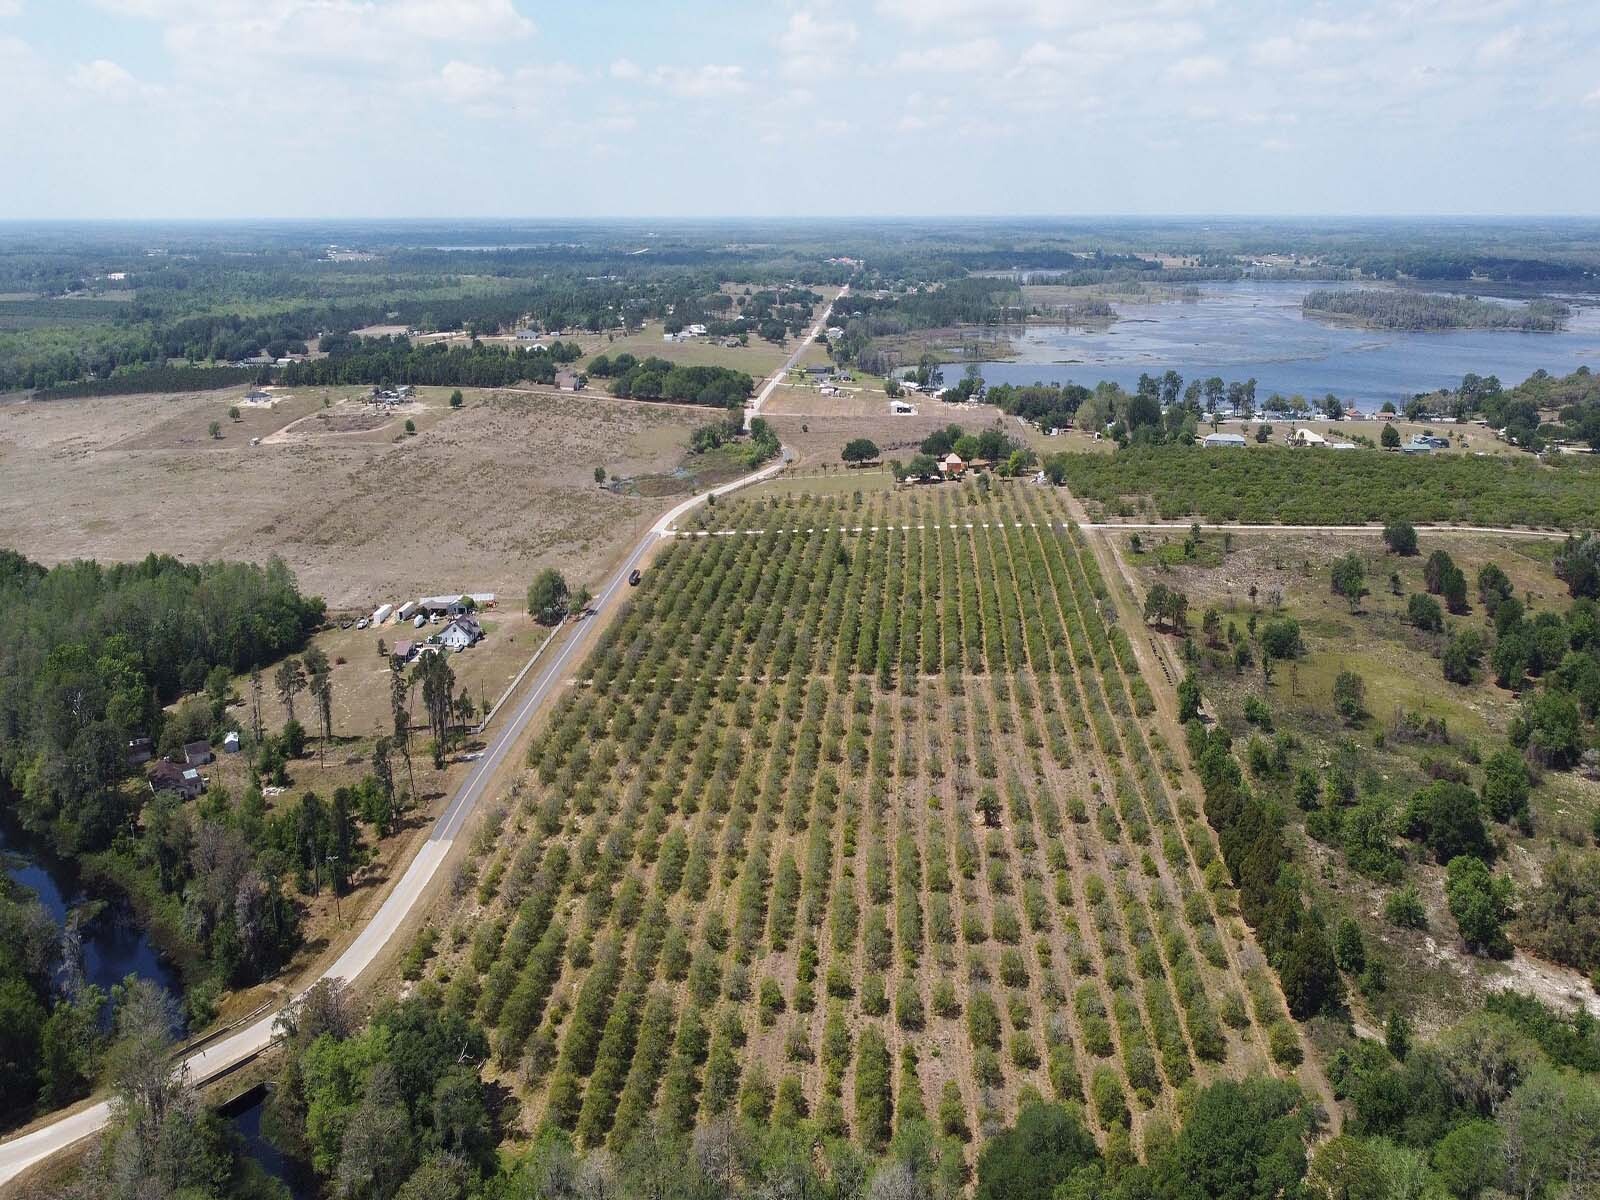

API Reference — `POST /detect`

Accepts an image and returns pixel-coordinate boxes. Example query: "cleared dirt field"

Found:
[765,391,1026,469]
[0,384,713,607]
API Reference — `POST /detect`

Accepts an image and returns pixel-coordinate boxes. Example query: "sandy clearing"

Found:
[0,385,711,607]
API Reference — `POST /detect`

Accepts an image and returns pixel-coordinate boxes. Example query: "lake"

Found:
[948,281,1600,409]
[0,808,182,1001]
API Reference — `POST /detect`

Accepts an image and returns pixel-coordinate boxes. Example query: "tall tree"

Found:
[247,667,264,744]
[369,737,396,836]
[390,664,416,800]
[274,658,307,725]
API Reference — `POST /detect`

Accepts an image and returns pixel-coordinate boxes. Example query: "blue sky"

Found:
[2,0,1598,219]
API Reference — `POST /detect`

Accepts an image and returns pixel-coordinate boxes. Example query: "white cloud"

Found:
[649,64,749,98]
[97,0,531,37]
[1067,19,1204,58]
[435,59,503,104]
[1167,54,1226,84]
[1295,16,1377,44]
[778,11,857,77]
[1584,85,1600,106]
[433,58,581,117]
[609,57,641,80]
[1249,36,1301,67]
[70,58,150,97]
[876,0,1209,32]
[0,1,21,17]
[892,38,1001,72]
[97,0,532,79]
[1477,25,1526,64]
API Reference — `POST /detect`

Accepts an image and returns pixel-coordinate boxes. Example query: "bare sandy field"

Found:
[0,384,710,607]
[765,387,1040,468]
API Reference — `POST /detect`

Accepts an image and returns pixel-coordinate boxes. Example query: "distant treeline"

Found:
[1334,251,1598,284]
[281,336,582,389]
[1304,289,1571,331]
[32,365,260,399]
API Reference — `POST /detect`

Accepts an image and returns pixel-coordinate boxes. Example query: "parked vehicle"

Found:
[628,569,642,586]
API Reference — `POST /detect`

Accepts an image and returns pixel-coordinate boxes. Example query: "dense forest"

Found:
[280,337,582,389]
[1303,289,1571,332]
[587,354,755,411]
[0,551,327,1127]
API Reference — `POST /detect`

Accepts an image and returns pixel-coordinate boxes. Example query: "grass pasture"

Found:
[1120,526,1600,1036]
[425,484,1311,1162]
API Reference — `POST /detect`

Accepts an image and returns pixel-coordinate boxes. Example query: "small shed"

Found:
[125,736,153,767]
[222,731,241,754]
[184,740,214,766]
[941,452,966,476]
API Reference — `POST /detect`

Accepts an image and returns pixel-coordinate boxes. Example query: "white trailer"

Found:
[372,603,394,626]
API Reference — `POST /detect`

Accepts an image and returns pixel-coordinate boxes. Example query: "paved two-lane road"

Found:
[745,285,846,430]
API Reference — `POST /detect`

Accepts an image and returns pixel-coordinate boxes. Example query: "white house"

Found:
[438,616,484,652]
[1202,432,1247,448]
[1290,428,1327,447]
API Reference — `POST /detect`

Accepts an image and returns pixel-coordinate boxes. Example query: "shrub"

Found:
[1383,521,1418,556]
[968,991,1002,1051]
[1404,780,1490,863]
[1407,593,1444,632]
[1481,748,1532,825]
[1384,885,1427,930]
[1445,855,1513,955]
[1333,670,1366,723]
[1268,1022,1303,1067]
[854,1025,893,1150]
[1091,1068,1128,1127]
[1259,617,1302,660]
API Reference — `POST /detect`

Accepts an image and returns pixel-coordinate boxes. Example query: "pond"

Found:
[0,807,183,1001]
[222,1085,309,1198]
[946,281,1600,409]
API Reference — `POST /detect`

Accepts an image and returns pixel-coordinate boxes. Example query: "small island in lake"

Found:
[1303,287,1570,331]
